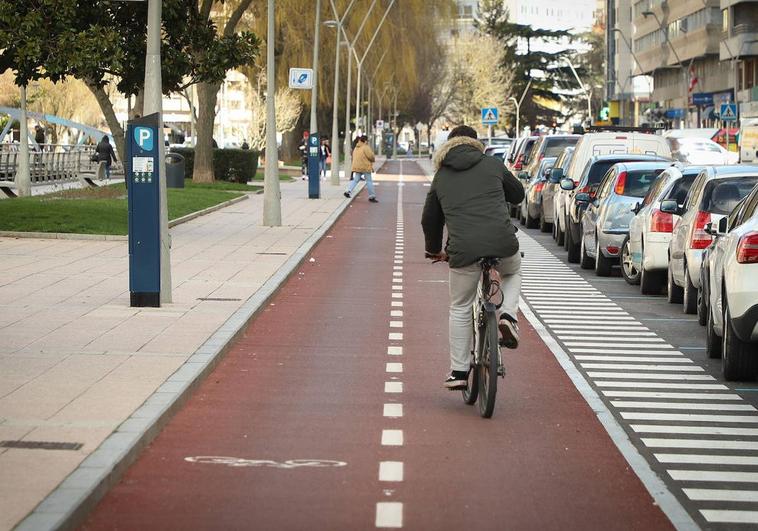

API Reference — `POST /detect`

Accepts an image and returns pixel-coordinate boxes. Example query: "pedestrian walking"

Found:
[343,135,377,203]
[319,138,331,180]
[34,125,45,151]
[95,135,117,180]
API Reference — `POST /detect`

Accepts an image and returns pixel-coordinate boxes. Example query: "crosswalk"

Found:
[517,232,758,527]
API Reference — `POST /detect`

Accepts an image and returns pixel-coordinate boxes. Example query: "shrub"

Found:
[169,147,259,183]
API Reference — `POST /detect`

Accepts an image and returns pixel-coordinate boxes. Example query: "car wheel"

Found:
[526,207,539,229]
[640,267,663,295]
[566,224,580,263]
[706,303,722,359]
[557,221,565,246]
[621,237,640,285]
[539,212,550,233]
[552,218,557,240]
[722,302,758,381]
[595,239,612,277]
[562,215,570,250]
[519,205,526,225]
[667,263,683,304]
[683,267,697,315]
[579,235,594,269]
[697,284,708,326]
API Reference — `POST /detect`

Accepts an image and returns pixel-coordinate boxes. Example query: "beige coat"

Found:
[351,143,375,173]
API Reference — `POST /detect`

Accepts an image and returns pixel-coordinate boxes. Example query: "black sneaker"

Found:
[499,315,519,349]
[369,197,378,203]
[443,370,468,390]
[343,191,350,198]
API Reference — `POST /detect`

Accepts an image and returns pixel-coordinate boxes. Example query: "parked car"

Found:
[667,137,738,165]
[520,157,557,229]
[506,136,538,174]
[627,165,704,293]
[702,182,758,380]
[560,154,671,263]
[579,161,670,276]
[665,165,758,313]
[543,147,575,237]
[526,134,580,167]
[553,131,672,252]
[485,145,509,161]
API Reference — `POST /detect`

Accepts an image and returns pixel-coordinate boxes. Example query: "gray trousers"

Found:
[448,253,521,372]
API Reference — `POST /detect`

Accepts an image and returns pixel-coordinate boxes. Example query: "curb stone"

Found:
[15,183,364,531]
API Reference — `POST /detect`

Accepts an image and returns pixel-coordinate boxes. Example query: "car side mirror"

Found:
[705,222,716,236]
[718,216,728,235]
[518,171,529,180]
[551,168,564,181]
[659,199,679,215]
[543,168,552,178]
[632,202,641,215]
[575,192,591,204]
[560,178,575,191]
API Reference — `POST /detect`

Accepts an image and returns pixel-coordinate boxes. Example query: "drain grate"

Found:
[197,297,242,302]
[0,440,83,451]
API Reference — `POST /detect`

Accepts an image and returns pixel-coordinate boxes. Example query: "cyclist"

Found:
[421,125,524,390]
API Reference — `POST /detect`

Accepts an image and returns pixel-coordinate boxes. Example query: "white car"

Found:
[668,137,738,165]
[664,165,758,314]
[704,182,758,380]
[626,165,703,294]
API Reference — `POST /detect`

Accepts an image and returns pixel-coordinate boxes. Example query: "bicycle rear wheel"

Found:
[462,321,480,405]
[477,311,499,418]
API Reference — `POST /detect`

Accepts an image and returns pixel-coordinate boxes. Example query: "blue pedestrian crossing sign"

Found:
[481,107,499,125]
[720,103,737,121]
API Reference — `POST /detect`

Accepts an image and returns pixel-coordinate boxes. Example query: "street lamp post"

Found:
[366,48,388,149]
[565,57,592,126]
[392,86,398,158]
[143,0,172,303]
[17,85,30,197]
[508,96,520,139]
[642,11,689,128]
[263,0,281,225]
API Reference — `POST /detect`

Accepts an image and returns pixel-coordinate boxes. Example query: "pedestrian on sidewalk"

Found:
[422,125,524,390]
[319,138,331,180]
[344,135,378,203]
[95,135,117,180]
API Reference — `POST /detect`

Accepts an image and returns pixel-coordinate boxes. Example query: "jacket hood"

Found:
[433,135,485,171]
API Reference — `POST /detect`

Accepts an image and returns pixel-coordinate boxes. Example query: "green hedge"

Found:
[170,147,259,183]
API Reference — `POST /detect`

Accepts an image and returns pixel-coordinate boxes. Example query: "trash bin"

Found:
[166,152,185,188]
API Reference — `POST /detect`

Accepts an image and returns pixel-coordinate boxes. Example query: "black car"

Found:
[560,154,671,263]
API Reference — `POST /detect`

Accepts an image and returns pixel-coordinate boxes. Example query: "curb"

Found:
[0,194,249,242]
[15,186,363,531]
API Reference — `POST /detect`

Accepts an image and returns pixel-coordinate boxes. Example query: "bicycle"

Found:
[427,253,504,418]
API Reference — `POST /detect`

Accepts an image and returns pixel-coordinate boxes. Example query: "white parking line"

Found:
[613,401,754,411]
[581,364,703,371]
[587,372,715,380]
[669,470,758,483]
[604,391,741,400]
[560,336,665,342]
[622,412,758,423]
[567,342,674,349]
[644,439,758,450]
[576,349,686,355]
[684,489,758,502]
[598,382,727,389]
[576,356,691,363]
[631,425,758,435]
[658,454,758,466]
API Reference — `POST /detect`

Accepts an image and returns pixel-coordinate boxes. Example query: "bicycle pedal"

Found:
[497,366,505,377]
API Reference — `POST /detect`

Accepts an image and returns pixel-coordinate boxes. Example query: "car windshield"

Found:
[619,169,665,197]
[544,138,579,158]
[681,141,721,153]
[665,173,698,205]
[587,161,620,185]
[522,139,537,163]
[702,176,758,215]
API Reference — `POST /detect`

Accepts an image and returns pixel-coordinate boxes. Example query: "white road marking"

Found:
[614,401,754,410]
[598,382,727,389]
[558,335,664,342]
[392,293,403,299]
[700,510,758,524]
[393,272,403,277]
[392,278,403,284]
[394,260,403,264]
[587,372,715,380]
[631,425,758,436]
[381,430,404,446]
[390,321,403,328]
[392,285,403,291]
[379,462,404,482]
[393,266,403,270]
[622,412,758,423]
[391,301,403,307]
[644,439,758,450]
[581,364,703,371]
[543,316,635,321]
[576,356,690,363]
[386,362,403,373]
[390,311,403,317]
[684,489,758,502]
[376,502,403,527]
[576,349,686,355]
[383,404,403,418]
[388,333,403,340]
[604,391,740,400]
[669,470,758,483]
[387,346,403,356]
[658,454,758,466]
[567,342,674,349]
[550,330,656,337]
[385,382,403,393]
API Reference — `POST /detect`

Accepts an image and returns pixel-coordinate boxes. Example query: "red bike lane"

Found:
[81,161,671,530]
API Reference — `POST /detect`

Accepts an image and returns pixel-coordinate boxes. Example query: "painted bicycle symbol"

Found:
[184,456,347,469]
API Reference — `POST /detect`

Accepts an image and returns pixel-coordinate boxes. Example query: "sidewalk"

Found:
[0,174,365,530]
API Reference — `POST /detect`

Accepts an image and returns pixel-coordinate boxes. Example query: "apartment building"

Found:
[721,0,758,123]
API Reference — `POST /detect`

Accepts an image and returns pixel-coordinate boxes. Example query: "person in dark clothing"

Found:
[421,125,524,390]
[95,135,117,179]
[34,125,45,150]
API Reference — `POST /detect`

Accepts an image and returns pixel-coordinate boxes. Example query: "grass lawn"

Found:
[252,170,294,182]
[183,179,263,192]
[0,183,245,235]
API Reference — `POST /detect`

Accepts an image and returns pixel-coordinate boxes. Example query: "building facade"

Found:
[721,0,758,124]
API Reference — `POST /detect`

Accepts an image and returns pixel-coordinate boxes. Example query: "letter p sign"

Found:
[134,127,154,151]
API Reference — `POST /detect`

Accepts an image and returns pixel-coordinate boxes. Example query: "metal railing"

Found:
[0,144,123,186]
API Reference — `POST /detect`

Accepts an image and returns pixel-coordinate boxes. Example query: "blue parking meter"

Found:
[126,113,161,307]
[307,132,320,199]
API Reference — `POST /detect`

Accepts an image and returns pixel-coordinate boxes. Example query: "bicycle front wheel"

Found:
[462,320,480,405]
[478,311,499,418]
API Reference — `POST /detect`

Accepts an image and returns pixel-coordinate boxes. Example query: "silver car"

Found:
[544,147,575,239]
[579,161,670,276]
[520,157,557,229]
[665,165,758,313]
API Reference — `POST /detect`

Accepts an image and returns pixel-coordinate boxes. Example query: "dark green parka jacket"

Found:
[421,135,524,268]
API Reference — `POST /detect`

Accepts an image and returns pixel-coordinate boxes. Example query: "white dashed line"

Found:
[388,333,403,340]
[383,404,403,418]
[376,502,403,527]
[379,461,404,482]
[385,382,403,393]
[387,346,403,356]
[381,429,404,446]
[385,363,403,373]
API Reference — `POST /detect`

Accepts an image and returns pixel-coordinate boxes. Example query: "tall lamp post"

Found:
[509,78,531,137]
[16,85,30,197]
[366,48,388,148]
[263,0,281,225]
[642,10,689,127]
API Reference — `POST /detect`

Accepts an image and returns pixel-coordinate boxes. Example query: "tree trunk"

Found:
[87,82,125,160]
[193,81,221,183]
[131,88,145,119]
